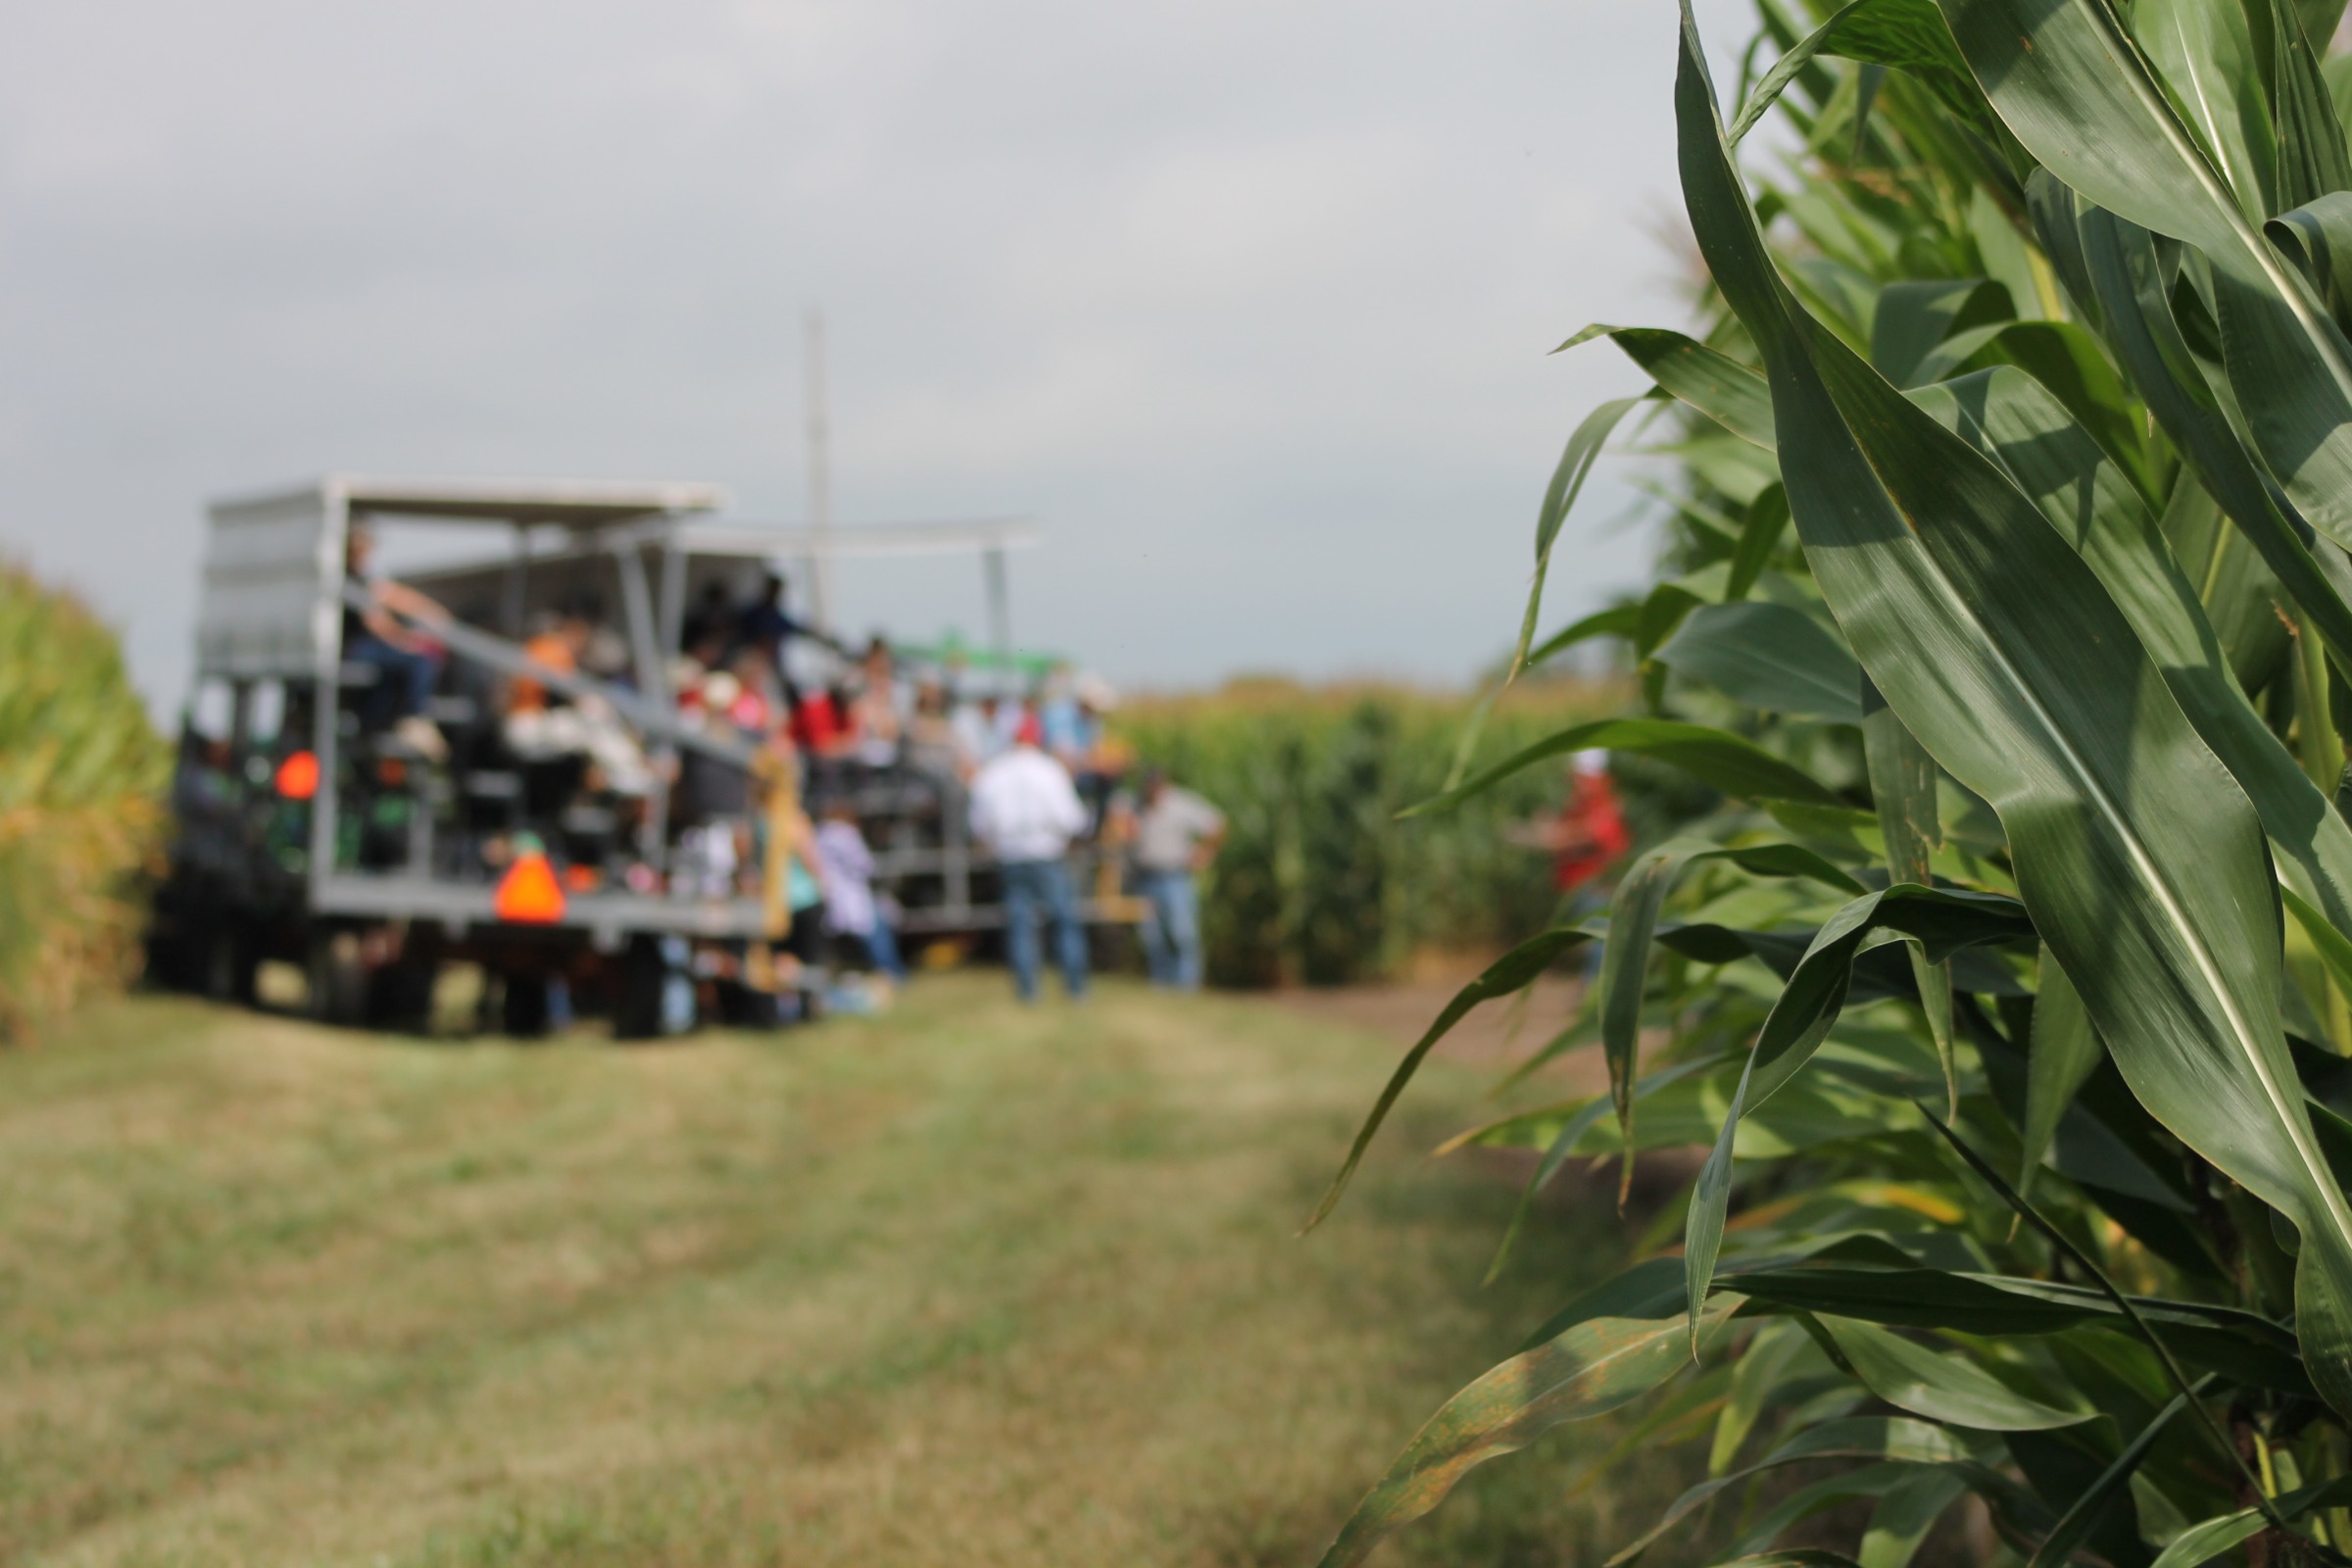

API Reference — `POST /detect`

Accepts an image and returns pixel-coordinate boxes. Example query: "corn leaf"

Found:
[1404,716,1845,817]
[1657,602,1865,720]
[1304,926,1593,1231]
[1682,1,2352,1415]
[1816,1315,2091,1430]
[1936,0,2352,551]
[1312,1295,1743,1568]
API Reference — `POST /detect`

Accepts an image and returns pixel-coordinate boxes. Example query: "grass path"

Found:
[0,976,1675,1567]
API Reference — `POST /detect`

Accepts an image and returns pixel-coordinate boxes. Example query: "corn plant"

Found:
[1117,683,1639,985]
[1309,0,2352,1563]
[0,564,167,1039]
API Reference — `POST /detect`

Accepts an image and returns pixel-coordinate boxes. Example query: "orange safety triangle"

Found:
[495,852,567,924]
[274,751,319,801]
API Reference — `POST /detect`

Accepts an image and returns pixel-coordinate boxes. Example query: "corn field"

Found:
[1115,679,1689,987]
[0,565,167,1040]
[1309,0,2352,1564]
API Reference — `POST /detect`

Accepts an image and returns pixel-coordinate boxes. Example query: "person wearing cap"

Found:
[1544,749,1631,895]
[1508,751,1631,979]
[1130,769,1224,991]
[968,711,1090,1002]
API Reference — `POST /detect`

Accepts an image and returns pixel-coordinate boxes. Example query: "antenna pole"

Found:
[804,308,834,635]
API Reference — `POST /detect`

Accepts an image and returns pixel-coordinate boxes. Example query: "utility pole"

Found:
[804,307,834,635]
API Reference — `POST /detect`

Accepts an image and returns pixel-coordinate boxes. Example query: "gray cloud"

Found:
[0,0,1753,711]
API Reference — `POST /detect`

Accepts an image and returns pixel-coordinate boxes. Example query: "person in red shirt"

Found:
[1509,750,1631,896]
[1550,750,1632,894]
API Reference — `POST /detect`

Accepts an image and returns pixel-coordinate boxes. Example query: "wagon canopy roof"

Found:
[218,474,730,530]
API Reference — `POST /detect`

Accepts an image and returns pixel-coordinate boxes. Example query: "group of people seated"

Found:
[666,570,1125,792]
[338,534,1140,1002]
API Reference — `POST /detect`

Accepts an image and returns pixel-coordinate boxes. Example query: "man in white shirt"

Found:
[969,712,1090,1001]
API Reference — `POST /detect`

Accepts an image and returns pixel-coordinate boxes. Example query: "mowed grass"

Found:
[0,974,1683,1567]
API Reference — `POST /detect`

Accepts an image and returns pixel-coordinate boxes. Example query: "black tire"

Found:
[612,938,669,1042]
[714,981,779,1030]
[499,973,553,1039]
[367,959,437,1033]
[143,921,201,993]
[201,920,259,1007]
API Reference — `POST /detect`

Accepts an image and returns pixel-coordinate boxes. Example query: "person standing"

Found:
[814,797,906,984]
[969,713,1089,1002]
[1508,750,1630,979]
[1130,769,1225,991]
[1539,750,1630,900]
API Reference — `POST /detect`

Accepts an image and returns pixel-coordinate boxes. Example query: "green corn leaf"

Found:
[1523,602,1642,672]
[1740,1466,1956,1560]
[2056,192,2352,680]
[1683,885,2035,1354]
[2022,946,2102,1201]
[1816,1315,2092,1430]
[2286,884,2352,1009]
[1636,580,1706,660]
[1514,397,1646,677]
[1615,1417,1980,1567]
[1730,0,1982,145]
[1565,323,1778,447]
[1936,0,2352,552]
[1730,1267,2102,1336]
[1910,319,2160,501]
[1731,0,1875,144]
[1597,839,1861,1210]
[1862,677,1954,1112]
[2296,0,2350,57]
[2268,0,2351,210]
[1598,844,1708,1206]
[1440,681,1504,793]
[1403,716,1845,818]
[2131,0,2277,223]
[1731,1263,2309,1390]
[1872,277,2013,386]
[1709,1318,1816,1475]
[1919,1112,2300,1516]
[2146,1477,2352,1568]
[2296,602,2344,795]
[1311,1294,1743,1568]
[1657,602,1865,720]
[1857,1465,1970,1568]
[1909,365,2352,940]
[2024,1380,2209,1568]
[1516,1256,1690,1355]
[2269,193,2352,326]
[1303,927,1592,1232]
[2148,1511,2269,1568]
[1682,3,2352,1416]
[1729,484,1790,600]
[1476,1064,1724,1286]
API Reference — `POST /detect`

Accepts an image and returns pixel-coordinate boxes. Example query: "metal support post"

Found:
[983,546,1011,687]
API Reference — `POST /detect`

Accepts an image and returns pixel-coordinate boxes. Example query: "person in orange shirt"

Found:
[509,608,591,714]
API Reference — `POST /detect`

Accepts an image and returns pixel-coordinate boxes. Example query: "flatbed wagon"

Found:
[149,474,1136,1035]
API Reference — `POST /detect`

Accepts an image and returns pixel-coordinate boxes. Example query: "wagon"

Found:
[150,474,1135,1035]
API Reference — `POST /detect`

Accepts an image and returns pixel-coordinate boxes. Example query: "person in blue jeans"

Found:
[969,714,1090,1001]
[341,521,452,761]
[1129,770,1225,991]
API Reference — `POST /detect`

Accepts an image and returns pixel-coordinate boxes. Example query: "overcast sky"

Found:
[0,0,1755,713]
